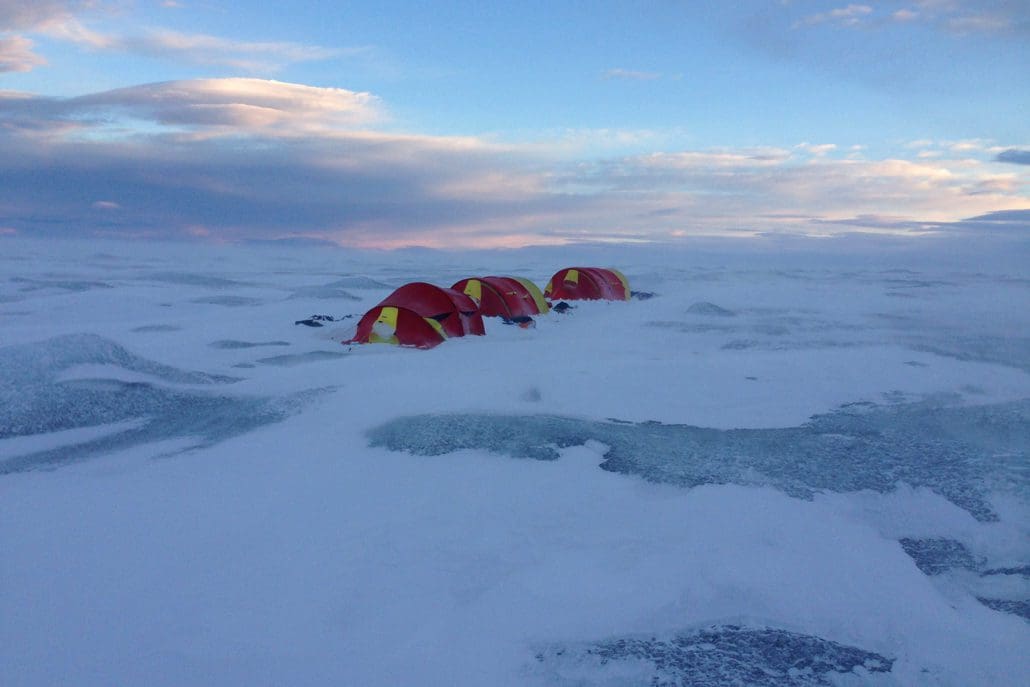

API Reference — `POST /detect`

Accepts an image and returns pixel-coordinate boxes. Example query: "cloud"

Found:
[943,3,1024,35]
[795,4,873,28]
[0,34,45,72]
[997,149,1030,165]
[640,148,794,169]
[0,1,88,31]
[960,208,1030,226]
[795,142,838,156]
[926,208,1030,237]
[75,78,383,131]
[54,27,345,71]
[0,79,1027,247]
[1,1,342,72]
[805,208,1030,239]
[733,2,1028,99]
[946,138,996,153]
[602,68,661,81]
[788,0,1028,35]
[1,79,383,134]
[0,80,562,246]
[0,0,83,73]
[550,149,1029,236]
[901,138,1014,159]
[892,9,920,22]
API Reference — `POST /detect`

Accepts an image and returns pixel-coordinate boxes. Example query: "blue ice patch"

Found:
[368,396,1029,522]
[536,625,893,686]
[0,333,321,473]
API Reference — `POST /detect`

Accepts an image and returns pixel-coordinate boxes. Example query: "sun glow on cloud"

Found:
[0,76,1026,248]
[70,78,383,132]
[1,77,1027,247]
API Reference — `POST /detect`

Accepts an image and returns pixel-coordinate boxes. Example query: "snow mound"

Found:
[0,333,237,396]
[208,339,291,349]
[11,277,114,293]
[254,350,347,366]
[911,336,1030,373]
[686,301,737,316]
[142,272,247,288]
[324,276,392,290]
[131,324,182,333]
[190,295,263,307]
[288,282,363,300]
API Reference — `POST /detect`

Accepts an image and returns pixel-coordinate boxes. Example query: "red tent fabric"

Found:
[380,282,484,337]
[451,276,545,319]
[544,267,630,301]
[345,281,484,349]
[347,305,447,349]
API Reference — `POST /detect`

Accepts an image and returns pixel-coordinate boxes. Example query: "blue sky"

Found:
[1,1,1027,247]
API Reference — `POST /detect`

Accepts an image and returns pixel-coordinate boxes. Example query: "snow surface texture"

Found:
[1,237,1029,686]
[0,333,320,473]
[536,625,893,686]
[368,397,1028,523]
[370,400,1030,626]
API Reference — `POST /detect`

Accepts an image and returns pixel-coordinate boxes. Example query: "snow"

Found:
[1,236,1028,685]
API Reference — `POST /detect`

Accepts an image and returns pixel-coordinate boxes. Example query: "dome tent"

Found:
[347,305,448,349]
[451,276,550,320]
[544,267,630,301]
[346,282,484,349]
[381,282,485,337]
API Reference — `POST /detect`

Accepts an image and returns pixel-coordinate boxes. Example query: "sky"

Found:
[0,1,1027,248]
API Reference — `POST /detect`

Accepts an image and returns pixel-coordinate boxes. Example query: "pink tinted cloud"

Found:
[0,1,88,31]
[70,78,383,132]
[0,34,45,72]
[0,1,342,72]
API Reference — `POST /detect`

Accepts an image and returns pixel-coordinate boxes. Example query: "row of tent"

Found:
[345,267,630,349]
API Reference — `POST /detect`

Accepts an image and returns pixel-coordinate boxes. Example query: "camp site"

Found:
[2,2,1027,684]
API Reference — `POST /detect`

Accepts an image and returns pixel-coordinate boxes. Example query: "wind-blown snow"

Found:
[1,236,1027,686]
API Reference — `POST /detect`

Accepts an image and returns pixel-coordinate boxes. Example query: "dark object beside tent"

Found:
[544,267,630,301]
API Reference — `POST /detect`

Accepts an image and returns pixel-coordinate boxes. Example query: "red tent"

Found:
[544,267,630,301]
[347,305,448,349]
[380,282,485,336]
[451,276,550,319]
[346,281,484,349]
